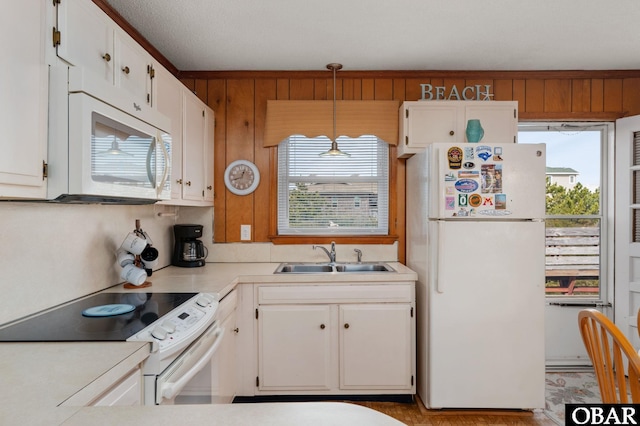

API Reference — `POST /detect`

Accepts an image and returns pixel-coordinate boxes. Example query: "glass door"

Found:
[519,122,613,368]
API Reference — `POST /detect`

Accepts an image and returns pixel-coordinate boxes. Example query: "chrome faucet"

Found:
[354,248,362,263]
[313,241,336,263]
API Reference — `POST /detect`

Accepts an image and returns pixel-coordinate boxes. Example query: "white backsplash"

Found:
[0,202,214,325]
[0,200,396,324]
[208,242,398,263]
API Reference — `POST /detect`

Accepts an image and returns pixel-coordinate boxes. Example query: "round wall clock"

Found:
[224,160,260,195]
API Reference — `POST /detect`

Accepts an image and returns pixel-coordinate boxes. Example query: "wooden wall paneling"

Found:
[194,79,208,103]
[225,79,256,242]
[361,79,375,100]
[276,79,290,99]
[180,79,195,92]
[392,79,406,102]
[571,79,591,112]
[314,79,328,100]
[374,79,394,100]
[289,79,314,99]
[493,79,513,101]
[512,80,526,113]
[254,79,277,241]
[352,79,363,100]
[623,78,640,116]
[343,79,355,100]
[590,79,604,112]
[404,78,424,100]
[603,79,623,112]
[524,79,545,112]
[207,80,227,243]
[544,79,571,113]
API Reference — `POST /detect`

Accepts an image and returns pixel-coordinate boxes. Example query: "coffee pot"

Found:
[172,224,208,267]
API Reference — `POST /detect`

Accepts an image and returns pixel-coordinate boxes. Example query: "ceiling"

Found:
[103,0,640,72]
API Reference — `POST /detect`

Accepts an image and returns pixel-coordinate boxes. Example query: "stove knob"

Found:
[161,321,176,334]
[196,294,213,307]
[151,326,168,340]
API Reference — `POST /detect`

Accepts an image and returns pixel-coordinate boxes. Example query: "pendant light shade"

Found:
[319,63,350,157]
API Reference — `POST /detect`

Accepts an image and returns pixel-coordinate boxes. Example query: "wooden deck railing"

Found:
[545,227,599,295]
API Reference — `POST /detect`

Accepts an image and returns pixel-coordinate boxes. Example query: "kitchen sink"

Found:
[334,264,393,272]
[274,262,395,274]
[276,264,335,273]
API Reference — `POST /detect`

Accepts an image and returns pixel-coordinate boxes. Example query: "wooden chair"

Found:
[578,308,640,403]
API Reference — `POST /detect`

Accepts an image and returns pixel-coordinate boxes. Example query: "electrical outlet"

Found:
[240,224,251,241]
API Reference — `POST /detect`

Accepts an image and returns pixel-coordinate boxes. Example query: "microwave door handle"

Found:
[157,134,170,193]
[146,139,156,188]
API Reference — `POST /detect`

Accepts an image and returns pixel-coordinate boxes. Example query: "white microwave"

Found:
[48,66,171,204]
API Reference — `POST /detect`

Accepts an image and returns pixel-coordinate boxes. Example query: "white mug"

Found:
[120,264,147,286]
[115,249,135,267]
[120,232,148,255]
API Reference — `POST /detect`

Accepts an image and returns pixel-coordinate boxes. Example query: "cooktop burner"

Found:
[0,292,197,342]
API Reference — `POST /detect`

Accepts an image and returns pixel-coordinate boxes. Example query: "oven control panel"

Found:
[128,293,219,359]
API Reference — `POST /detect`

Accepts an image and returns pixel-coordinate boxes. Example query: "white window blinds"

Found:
[278,135,389,235]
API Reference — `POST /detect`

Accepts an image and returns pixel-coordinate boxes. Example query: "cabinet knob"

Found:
[122,66,130,74]
[320,324,325,330]
[102,53,111,62]
[176,179,183,184]
[185,181,192,186]
[207,185,212,190]
[449,130,455,136]
[234,328,239,333]
[344,323,350,329]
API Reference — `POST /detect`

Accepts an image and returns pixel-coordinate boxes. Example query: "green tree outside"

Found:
[545,181,599,226]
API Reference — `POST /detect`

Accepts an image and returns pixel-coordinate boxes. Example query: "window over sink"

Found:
[277,135,389,236]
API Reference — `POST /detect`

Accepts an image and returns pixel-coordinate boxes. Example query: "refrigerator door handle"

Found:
[436,221,445,293]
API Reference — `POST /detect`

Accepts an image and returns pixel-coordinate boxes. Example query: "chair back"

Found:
[578,308,640,403]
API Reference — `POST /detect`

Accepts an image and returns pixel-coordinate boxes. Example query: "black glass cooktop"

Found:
[0,292,197,342]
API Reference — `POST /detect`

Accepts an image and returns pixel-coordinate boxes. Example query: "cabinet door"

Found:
[155,66,184,201]
[216,306,237,403]
[91,368,141,406]
[204,107,215,203]
[410,104,459,143]
[56,0,114,85]
[258,305,332,391]
[340,304,413,390]
[398,103,459,158]
[0,1,47,198]
[182,91,206,201]
[465,103,518,143]
[115,30,152,107]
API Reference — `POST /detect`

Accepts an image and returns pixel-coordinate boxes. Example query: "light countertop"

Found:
[2,262,415,425]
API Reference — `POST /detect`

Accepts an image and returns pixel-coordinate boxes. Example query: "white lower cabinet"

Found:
[259,305,332,391]
[340,304,413,390]
[255,283,415,395]
[90,367,142,406]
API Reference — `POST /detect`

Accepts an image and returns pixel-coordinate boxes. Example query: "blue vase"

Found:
[466,119,484,143]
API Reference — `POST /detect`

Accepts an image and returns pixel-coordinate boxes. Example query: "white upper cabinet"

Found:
[54,0,156,108]
[397,100,518,158]
[0,1,48,198]
[156,65,214,206]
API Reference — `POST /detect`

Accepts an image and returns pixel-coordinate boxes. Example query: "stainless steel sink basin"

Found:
[274,262,394,274]
[276,264,334,273]
[334,263,394,272]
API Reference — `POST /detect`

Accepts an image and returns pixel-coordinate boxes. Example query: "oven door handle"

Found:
[159,324,225,402]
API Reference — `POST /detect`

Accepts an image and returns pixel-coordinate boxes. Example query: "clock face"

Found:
[224,160,260,195]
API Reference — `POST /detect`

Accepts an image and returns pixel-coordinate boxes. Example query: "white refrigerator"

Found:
[406,142,546,409]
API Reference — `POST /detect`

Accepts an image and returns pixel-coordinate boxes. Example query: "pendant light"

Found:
[97,135,132,156]
[319,63,350,157]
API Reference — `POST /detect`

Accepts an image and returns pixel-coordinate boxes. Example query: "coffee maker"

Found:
[172,224,208,267]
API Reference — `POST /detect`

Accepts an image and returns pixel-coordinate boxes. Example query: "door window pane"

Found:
[519,124,604,297]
